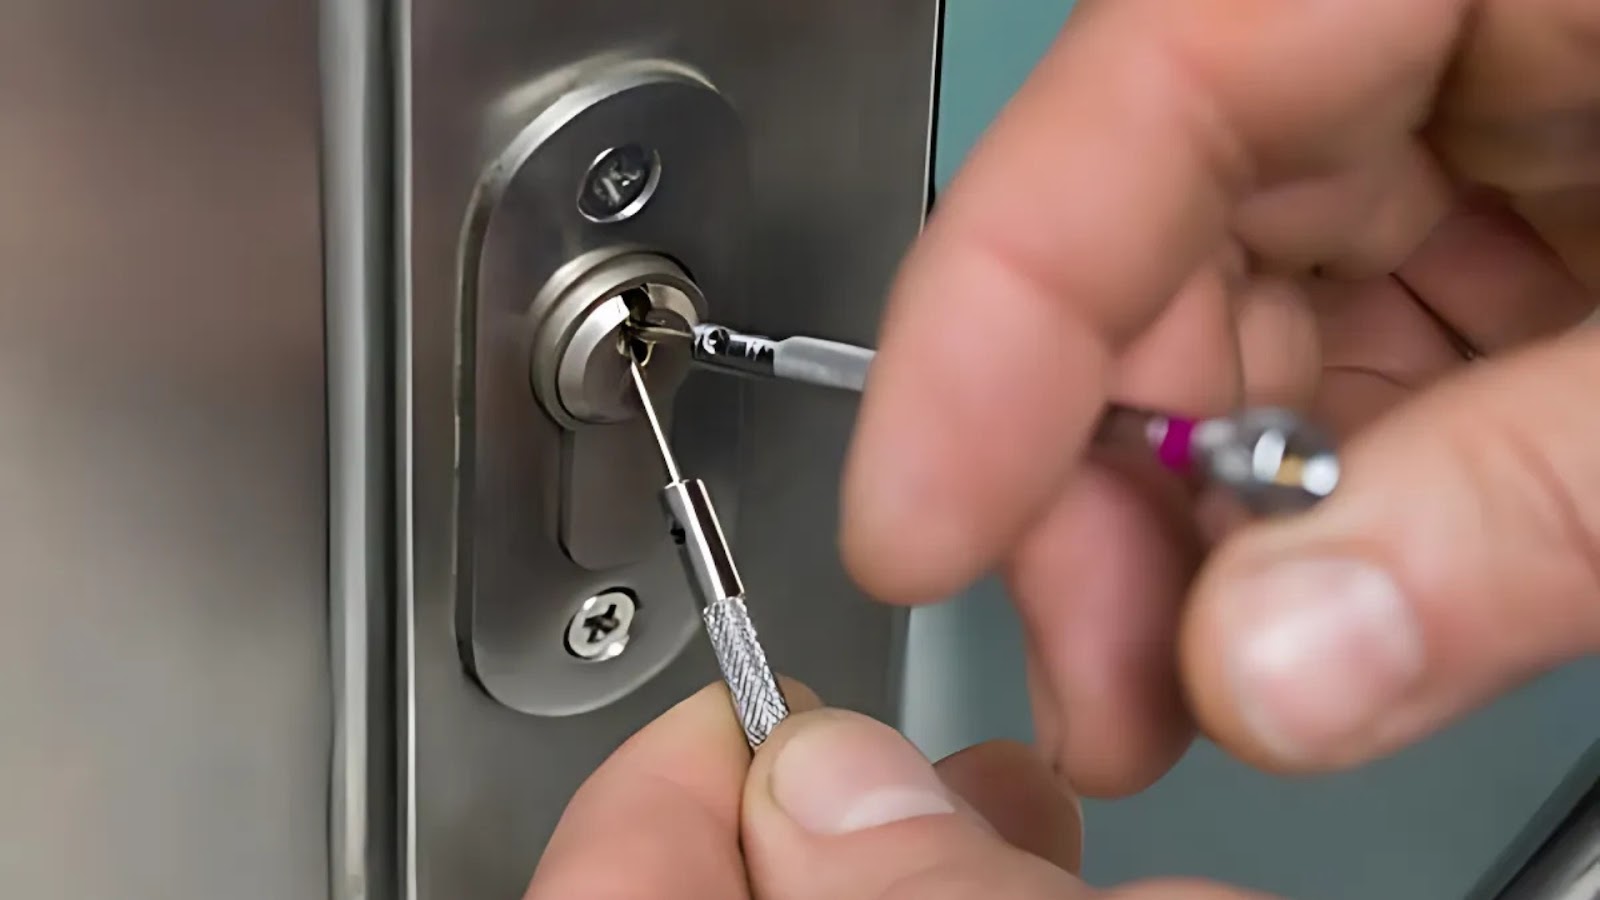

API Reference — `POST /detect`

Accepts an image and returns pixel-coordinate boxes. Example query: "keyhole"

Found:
[617,287,658,367]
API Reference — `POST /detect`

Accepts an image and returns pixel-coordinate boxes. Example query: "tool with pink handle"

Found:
[629,321,1340,515]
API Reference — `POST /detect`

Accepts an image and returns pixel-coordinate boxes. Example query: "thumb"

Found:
[740,710,1086,900]
[1183,327,1600,771]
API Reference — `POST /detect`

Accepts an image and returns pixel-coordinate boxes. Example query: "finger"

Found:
[1193,484,1257,547]
[1181,330,1600,771]
[1430,0,1600,287]
[1190,272,1323,539]
[1307,262,1530,448]
[1107,881,1282,900]
[1396,195,1596,352]
[1233,142,1451,279]
[1311,198,1593,439]
[933,740,1084,873]
[841,0,1469,603]
[1110,260,1243,415]
[1234,274,1321,409]
[741,709,1090,900]
[528,680,821,899]
[1311,275,1470,427]
[1315,276,1469,382]
[999,258,1279,798]
[1004,459,1198,797]
[1312,366,1414,437]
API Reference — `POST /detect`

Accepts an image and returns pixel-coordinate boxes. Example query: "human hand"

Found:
[842,0,1600,792]
[528,681,1285,900]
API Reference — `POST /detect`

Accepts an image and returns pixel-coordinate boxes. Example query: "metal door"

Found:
[400,2,939,896]
[0,2,328,898]
[1,1,940,898]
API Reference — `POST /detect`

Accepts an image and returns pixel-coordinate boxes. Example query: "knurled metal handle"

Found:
[701,595,789,747]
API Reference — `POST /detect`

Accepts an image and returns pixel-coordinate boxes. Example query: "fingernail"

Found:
[1225,558,1424,759]
[770,713,956,835]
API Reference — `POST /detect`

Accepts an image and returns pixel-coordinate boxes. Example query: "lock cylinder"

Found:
[528,248,706,431]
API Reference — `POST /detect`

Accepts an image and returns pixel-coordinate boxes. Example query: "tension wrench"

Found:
[631,321,1339,514]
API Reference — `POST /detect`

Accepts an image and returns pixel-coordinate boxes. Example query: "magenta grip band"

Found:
[1154,416,1196,473]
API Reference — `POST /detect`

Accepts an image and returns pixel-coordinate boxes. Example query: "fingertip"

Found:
[841,221,1116,605]
[1109,877,1281,900]
[777,675,823,713]
[934,740,1085,873]
[746,708,958,839]
[1004,461,1199,795]
[1179,543,1319,773]
[839,348,1002,605]
[838,465,977,605]
[530,682,758,898]
[590,678,816,806]
[1183,332,1600,772]
[1187,518,1430,768]
[598,681,758,794]
[741,710,1087,900]
[1181,495,1445,772]
[620,681,743,748]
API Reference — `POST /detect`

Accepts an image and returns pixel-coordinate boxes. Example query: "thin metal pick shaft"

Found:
[628,360,681,483]
[629,322,1336,512]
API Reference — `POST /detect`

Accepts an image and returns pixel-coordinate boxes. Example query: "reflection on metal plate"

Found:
[407,4,940,896]
[456,63,747,717]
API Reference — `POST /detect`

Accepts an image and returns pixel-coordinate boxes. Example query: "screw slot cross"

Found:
[581,602,622,644]
[590,158,644,206]
[577,144,659,223]
[565,589,637,662]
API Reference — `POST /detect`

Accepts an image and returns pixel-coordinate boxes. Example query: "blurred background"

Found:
[901,2,1600,897]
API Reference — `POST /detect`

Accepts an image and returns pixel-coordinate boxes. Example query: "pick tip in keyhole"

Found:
[616,330,654,368]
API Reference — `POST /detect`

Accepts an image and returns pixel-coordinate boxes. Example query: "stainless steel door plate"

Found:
[456,58,749,716]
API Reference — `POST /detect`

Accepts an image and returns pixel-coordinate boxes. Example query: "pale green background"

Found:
[903,2,1600,897]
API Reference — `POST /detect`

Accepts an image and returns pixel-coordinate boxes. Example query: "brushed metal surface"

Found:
[404,1,940,895]
[1496,784,1600,900]
[1478,742,1600,900]
[321,0,400,898]
[457,66,747,717]
[0,2,328,898]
